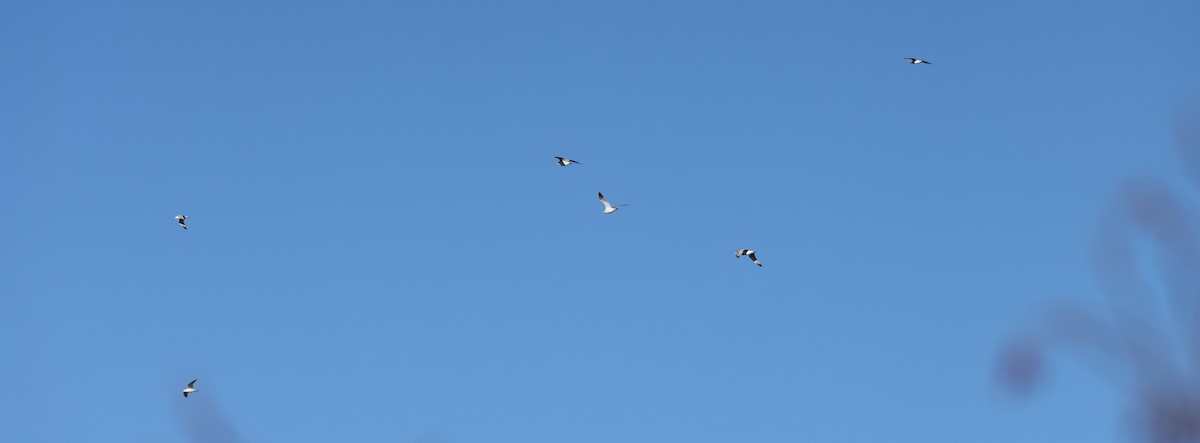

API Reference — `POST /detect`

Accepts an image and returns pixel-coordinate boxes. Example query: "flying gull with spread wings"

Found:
[175,215,189,230]
[555,157,580,166]
[598,192,629,214]
[736,249,762,267]
[182,379,198,398]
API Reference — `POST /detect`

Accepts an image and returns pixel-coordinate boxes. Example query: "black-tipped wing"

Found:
[183,391,188,397]
[188,379,196,388]
[598,193,615,210]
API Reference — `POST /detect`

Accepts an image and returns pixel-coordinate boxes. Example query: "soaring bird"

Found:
[736,249,762,267]
[905,57,931,65]
[175,215,189,230]
[555,157,580,166]
[182,379,198,398]
[598,192,628,214]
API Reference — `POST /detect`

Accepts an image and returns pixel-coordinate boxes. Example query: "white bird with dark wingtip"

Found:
[736,249,762,267]
[598,192,628,214]
[555,156,580,166]
[175,215,189,230]
[182,379,198,397]
[905,57,931,65]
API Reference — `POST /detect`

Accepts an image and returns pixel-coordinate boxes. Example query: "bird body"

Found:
[736,249,762,267]
[555,157,580,166]
[182,379,198,397]
[906,57,931,65]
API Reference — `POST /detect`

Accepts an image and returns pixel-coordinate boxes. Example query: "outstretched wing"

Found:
[188,379,196,388]
[598,193,614,210]
[568,159,580,164]
[183,391,188,397]
[747,252,762,266]
[555,157,565,161]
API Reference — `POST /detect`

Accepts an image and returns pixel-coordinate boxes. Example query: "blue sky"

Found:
[2,0,1198,442]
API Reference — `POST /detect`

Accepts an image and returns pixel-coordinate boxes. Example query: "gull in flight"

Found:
[175,215,189,230]
[598,192,628,214]
[736,249,762,267]
[555,156,580,166]
[183,379,198,398]
[905,57,931,65]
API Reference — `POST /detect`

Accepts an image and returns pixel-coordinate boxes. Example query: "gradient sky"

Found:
[2,0,1199,442]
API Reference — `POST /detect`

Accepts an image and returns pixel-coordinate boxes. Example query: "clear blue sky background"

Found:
[2,0,1198,442]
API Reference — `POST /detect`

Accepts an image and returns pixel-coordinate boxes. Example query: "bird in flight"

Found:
[555,157,580,166]
[736,249,762,267]
[905,57,931,65]
[598,192,629,214]
[175,215,189,230]
[182,379,198,398]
